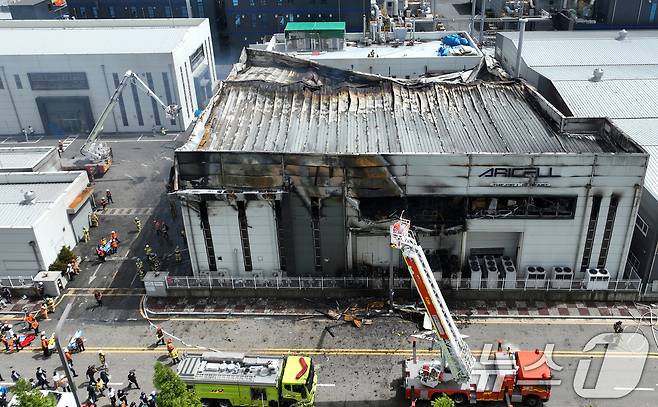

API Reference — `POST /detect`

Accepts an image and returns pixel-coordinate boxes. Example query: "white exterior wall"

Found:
[0,228,39,277]
[306,56,482,79]
[181,202,209,276]
[171,18,217,124]
[245,201,280,275]
[32,172,89,270]
[207,201,244,276]
[0,171,88,277]
[0,20,215,136]
[183,151,646,279]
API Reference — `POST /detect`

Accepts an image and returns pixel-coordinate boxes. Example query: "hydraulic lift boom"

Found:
[80,70,180,161]
[390,217,475,383]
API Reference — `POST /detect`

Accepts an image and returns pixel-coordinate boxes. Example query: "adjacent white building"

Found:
[0,171,93,278]
[251,23,482,79]
[0,146,60,172]
[0,18,218,137]
[496,29,658,285]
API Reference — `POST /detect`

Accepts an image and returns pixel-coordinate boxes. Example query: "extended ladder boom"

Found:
[80,70,180,161]
[390,218,475,383]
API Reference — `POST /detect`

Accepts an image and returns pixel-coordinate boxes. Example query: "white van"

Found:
[9,390,77,407]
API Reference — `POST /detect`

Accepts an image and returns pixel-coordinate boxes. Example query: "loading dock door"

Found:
[36,96,94,136]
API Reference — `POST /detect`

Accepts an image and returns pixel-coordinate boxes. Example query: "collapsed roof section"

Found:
[180,48,642,156]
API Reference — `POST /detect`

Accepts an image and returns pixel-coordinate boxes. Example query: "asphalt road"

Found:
[4,307,658,407]
[3,134,658,406]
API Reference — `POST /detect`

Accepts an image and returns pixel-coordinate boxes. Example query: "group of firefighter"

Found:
[94,231,121,262]
[1,297,57,353]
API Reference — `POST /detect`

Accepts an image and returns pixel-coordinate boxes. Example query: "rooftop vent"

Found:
[23,190,36,204]
[616,29,628,41]
[591,68,604,82]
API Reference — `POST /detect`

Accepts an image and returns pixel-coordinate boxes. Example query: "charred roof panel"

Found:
[180,49,641,156]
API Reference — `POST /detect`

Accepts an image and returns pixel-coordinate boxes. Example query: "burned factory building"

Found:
[174,49,647,284]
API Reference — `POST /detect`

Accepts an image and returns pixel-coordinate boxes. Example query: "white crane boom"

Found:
[390,217,475,383]
[80,70,180,161]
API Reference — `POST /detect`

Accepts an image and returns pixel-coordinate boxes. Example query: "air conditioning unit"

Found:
[525,266,546,288]
[550,266,573,289]
[486,260,499,289]
[584,268,610,290]
[469,257,481,288]
[504,264,517,289]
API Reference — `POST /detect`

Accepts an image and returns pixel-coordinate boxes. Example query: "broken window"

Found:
[468,196,577,219]
[358,196,465,230]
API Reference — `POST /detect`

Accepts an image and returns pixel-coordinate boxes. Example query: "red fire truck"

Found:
[390,218,552,406]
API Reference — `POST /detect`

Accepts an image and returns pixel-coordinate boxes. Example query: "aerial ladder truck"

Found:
[390,217,552,407]
[73,70,180,175]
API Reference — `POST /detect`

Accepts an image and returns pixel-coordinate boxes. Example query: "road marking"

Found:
[104,207,154,216]
[61,136,77,151]
[317,383,336,387]
[108,382,124,386]
[137,135,143,141]
[106,138,177,143]
[614,387,654,391]
[88,264,103,284]
[7,347,658,359]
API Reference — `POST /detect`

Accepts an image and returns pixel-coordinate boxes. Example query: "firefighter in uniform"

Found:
[98,350,107,369]
[166,339,180,364]
[134,217,142,232]
[89,212,99,227]
[46,297,55,313]
[39,303,48,320]
[144,245,152,257]
[155,326,165,346]
[82,227,90,243]
[174,246,182,263]
[135,258,144,280]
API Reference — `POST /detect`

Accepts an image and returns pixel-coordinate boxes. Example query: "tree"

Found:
[12,378,56,407]
[432,393,456,407]
[48,245,77,271]
[153,362,202,407]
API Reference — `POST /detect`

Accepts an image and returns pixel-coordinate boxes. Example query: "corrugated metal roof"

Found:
[188,50,628,155]
[534,65,658,81]
[613,119,658,146]
[552,80,658,119]
[0,147,53,170]
[643,146,658,201]
[0,182,70,227]
[613,119,658,200]
[500,30,658,67]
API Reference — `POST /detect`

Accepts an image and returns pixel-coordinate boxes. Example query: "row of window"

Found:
[232,0,301,6]
[73,4,199,19]
[232,12,337,29]
[0,72,88,91]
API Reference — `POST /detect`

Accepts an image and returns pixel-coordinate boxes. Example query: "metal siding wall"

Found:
[355,235,390,267]
[287,192,315,277]
[69,199,92,242]
[182,203,209,276]
[245,201,280,276]
[207,201,244,276]
[319,197,345,276]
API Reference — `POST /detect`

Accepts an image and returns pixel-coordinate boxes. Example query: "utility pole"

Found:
[54,301,82,406]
